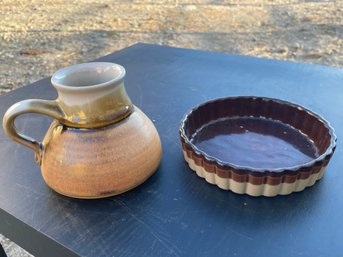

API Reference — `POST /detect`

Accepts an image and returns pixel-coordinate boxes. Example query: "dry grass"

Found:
[0,0,342,95]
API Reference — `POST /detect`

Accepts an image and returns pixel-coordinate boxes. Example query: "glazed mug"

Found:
[2,62,162,199]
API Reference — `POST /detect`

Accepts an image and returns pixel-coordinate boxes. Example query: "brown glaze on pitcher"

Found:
[2,62,162,199]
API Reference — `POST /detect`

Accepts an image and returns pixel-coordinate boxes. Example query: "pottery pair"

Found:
[2,62,337,198]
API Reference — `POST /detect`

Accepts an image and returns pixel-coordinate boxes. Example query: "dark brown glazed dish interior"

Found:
[180,96,336,175]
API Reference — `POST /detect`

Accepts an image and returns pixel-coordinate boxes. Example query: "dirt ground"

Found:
[1,0,342,95]
[0,0,342,256]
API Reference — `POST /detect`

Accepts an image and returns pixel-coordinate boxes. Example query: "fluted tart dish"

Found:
[179,96,336,197]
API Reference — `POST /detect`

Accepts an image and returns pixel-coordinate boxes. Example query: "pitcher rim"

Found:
[51,62,126,91]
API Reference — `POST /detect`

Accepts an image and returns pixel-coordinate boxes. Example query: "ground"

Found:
[0,0,342,256]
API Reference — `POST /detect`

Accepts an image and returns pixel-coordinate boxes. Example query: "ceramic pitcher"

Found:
[2,62,162,199]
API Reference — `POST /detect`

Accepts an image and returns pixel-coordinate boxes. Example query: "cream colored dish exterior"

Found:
[183,151,325,197]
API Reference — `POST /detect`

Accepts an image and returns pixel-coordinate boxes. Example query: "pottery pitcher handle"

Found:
[2,99,65,164]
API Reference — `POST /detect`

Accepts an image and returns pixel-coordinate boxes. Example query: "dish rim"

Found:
[179,96,337,173]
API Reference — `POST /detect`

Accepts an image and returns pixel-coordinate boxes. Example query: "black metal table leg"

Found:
[0,243,7,257]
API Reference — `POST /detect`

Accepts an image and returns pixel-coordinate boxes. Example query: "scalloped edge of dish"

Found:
[182,150,325,197]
